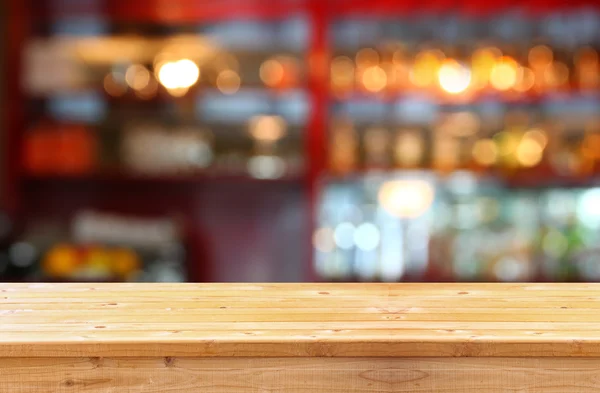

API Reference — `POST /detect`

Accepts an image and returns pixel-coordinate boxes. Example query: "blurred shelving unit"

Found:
[317,0,600,284]
[5,0,320,283]
[6,0,600,283]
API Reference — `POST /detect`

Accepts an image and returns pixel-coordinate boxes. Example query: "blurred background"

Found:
[4,0,600,283]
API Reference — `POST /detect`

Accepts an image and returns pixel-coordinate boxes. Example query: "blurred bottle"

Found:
[393,127,426,169]
[363,126,391,169]
[329,118,359,175]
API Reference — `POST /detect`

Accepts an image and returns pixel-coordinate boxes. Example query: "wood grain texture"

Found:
[3,357,600,392]
[3,283,600,357]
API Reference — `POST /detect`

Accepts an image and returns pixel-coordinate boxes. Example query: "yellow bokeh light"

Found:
[330,56,355,89]
[356,48,379,67]
[438,59,471,94]
[157,59,200,90]
[514,67,535,92]
[516,137,544,167]
[125,64,150,91]
[260,58,285,87]
[362,65,387,93]
[490,56,518,91]
[472,47,502,68]
[249,115,287,142]
[524,129,548,149]
[472,139,498,166]
[471,47,501,89]
[216,69,241,95]
[378,180,435,219]
[494,131,520,156]
[409,50,443,88]
[528,45,553,68]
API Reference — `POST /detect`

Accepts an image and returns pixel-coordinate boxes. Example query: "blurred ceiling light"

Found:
[125,64,151,91]
[472,138,498,166]
[103,72,127,97]
[514,67,535,92]
[544,61,569,88]
[260,58,285,87]
[490,56,518,91]
[216,69,241,95]
[330,56,355,90]
[362,65,387,93]
[249,115,287,142]
[356,48,379,67]
[378,179,435,219]
[410,50,443,88]
[157,59,200,90]
[516,137,544,167]
[438,59,471,94]
[528,45,553,68]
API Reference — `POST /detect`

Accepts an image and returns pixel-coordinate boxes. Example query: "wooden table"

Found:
[2,283,600,392]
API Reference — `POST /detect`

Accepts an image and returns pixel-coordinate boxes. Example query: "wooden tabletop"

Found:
[2,282,600,357]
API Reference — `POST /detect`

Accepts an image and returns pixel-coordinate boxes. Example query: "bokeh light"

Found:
[362,65,387,93]
[378,180,435,219]
[157,59,200,90]
[125,64,150,91]
[216,69,241,94]
[260,58,284,87]
[438,59,471,94]
[249,115,287,142]
[490,56,518,91]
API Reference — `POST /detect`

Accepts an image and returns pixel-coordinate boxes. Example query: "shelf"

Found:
[29,0,309,23]
[331,90,600,106]
[320,168,600,190]
[26,87,311,126]
[23,173,305,186]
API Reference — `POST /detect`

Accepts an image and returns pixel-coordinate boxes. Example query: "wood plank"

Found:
[2,357,600,393]
[3,283,600,357]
